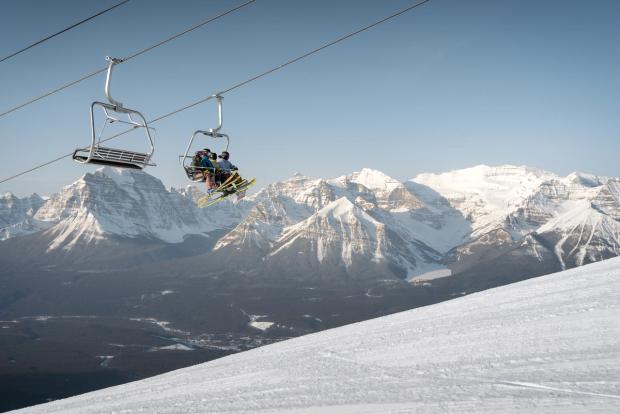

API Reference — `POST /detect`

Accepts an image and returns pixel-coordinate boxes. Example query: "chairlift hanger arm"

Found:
[208,95,224,134]
[3,0,433,184]
[179,95,228,172]
[104,57,125,109]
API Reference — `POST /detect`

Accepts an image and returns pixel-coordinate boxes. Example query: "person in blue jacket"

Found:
[198,149,216,191]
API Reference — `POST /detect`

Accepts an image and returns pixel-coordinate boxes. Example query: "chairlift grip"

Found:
[104,56,124,109]
[208,95,224,134]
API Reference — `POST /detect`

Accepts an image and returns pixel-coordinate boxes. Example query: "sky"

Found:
[1,0,619,197]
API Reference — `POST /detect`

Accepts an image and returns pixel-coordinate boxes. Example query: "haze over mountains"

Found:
[2,164,619,285]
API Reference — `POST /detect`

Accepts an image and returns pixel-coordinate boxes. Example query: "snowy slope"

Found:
[16,257,620,413]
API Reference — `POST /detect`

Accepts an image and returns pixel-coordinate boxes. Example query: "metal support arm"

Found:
[208,95,224,134]
[104,56,124,109]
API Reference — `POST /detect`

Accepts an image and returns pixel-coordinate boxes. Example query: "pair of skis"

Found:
[197,175,256,208]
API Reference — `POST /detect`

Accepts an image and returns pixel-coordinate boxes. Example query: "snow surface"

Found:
[15,257,620,413]
[250,321,275,331]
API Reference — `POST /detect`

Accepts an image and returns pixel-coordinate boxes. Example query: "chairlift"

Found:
[179,95,229,182]
[73,56,155,169]
[179,95,256,207]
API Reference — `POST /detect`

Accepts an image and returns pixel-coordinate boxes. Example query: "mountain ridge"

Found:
[2,165,619,284]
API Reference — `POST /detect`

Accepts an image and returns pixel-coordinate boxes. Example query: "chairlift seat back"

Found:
[74,101,155,170]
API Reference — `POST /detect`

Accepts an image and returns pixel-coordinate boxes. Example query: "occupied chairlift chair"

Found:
[179,95,229,182]
[73,57,155,169]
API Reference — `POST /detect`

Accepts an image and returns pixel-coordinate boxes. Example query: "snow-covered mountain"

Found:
[415,166,620,283]
[26,167,246,250]
[528,176,620,268]
[211,165,620,282]
[2,165,620,284]
[16,256,620,413]
[265,197,397,280]
[0,168,249,269]
[413,164,557,237]
[0,192,46,240]
[211,169,450,280]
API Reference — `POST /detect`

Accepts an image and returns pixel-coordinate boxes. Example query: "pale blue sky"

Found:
[1,0,619,197]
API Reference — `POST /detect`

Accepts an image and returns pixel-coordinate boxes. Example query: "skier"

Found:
[188,149,209,181]
[217,151,236,171]
[199,150,216,191]
[219,151,247,199]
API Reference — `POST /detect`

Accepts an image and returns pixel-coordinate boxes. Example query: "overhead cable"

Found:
[0,0,257,119]
[0,0,131,64]
[0,0,432,185]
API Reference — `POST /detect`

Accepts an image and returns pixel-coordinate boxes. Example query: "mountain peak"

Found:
[413,164,557,192]
[0,192,47,240]
[413,164,558,237]
[350,168,402,191]
[421,164,554,180]
[31,168,220,246]
[93,166,144,186]
[268,196,390,272]
[317,196,356,217]
[564,171,605,187]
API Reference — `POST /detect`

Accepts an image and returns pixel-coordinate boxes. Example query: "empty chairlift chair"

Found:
[73,57,155,169]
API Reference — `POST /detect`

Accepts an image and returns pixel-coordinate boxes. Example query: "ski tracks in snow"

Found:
[497,381,620,400]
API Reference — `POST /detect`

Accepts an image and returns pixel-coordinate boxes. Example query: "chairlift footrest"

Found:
[73,146,154,169]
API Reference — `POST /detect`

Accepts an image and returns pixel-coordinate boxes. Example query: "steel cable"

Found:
[0,0,257,119]
[0,0,432,185]
[0,0,131,64]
